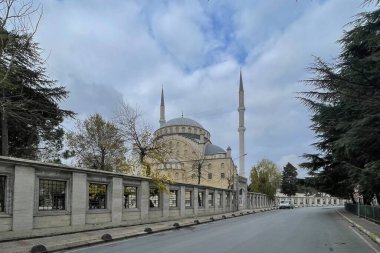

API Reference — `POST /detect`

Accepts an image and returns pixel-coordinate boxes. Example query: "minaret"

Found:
[238,70,246,176]
[159,86,166,127]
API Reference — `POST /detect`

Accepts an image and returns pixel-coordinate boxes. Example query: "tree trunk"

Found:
[1,91,8,156]
[350,192,357,204]
[146,164,151,177]
[100,149,105,170]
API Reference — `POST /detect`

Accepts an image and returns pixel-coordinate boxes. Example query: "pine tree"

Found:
[281,163,298,196]
[0,1,74,160]
[299,2,380,204]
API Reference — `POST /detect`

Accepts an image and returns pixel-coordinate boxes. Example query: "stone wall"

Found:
[0,156,274,237]
[276,196,346,207]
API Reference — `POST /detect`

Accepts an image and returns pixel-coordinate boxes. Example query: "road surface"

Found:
[64,207,380,253]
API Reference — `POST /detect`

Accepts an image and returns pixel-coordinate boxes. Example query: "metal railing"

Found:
[345,203,380,224]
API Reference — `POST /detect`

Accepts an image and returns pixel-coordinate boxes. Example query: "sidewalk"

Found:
[337,208,380,245]
[0,208,275,253]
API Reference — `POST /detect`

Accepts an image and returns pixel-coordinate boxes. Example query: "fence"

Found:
[345,203,380,224]
[0,156,273,239]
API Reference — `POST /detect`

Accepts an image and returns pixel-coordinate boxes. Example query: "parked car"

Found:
[279,200,294,209]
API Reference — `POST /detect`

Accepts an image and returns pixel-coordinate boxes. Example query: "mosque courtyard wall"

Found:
[0,156,273,239]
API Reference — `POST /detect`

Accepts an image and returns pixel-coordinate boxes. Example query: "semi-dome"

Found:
[204,143,226,155]
[163,117,204,129]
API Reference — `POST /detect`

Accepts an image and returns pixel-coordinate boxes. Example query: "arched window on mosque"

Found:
[221,163,225,169]
[182,127,185,132]
[175,127,179,133]
[175,172,179,180]
[208,164,212,171]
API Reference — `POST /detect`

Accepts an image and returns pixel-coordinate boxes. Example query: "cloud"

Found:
[32,0,370,180]
[150,1,207,69]
[277,154,309,179]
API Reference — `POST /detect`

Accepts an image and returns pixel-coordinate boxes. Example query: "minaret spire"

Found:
[159,86,166,127]
[238,70,246,176]
[239,69,244,92]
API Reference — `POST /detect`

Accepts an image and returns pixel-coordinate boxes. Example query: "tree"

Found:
[281,163,298,196]
[66,113,128,172]
[0,0,74,160]
[188,149,209,185]
[296,178,317,196]
[225,163,237,190]
[249,159,281,199]
[115,102,168,176]
[299,2,380,204]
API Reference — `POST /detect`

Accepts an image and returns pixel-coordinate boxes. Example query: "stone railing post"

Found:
[12,166,35,231]
[71,172,87,226]
[194,186,199,216]
[205,188,209,213]
[162,185,169,219]
[140,181,149,220]
[111,177,123,224]
[179,185,186,217]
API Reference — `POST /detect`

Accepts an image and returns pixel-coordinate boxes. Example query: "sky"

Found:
[33,0,373,178]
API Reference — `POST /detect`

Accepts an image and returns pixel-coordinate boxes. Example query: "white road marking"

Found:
[349,225,380,253]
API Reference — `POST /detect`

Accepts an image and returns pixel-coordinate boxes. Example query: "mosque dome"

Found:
[204,143,226,155]
[163,117,204,129]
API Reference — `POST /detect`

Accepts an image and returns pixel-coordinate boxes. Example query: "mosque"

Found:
[153,72,247,190]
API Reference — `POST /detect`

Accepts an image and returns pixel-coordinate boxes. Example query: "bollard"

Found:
[31,245,47,253]
[144,227,153,233]
[101,234,112,241]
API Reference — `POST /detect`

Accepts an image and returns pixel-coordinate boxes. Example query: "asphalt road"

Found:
[65,207,380,253]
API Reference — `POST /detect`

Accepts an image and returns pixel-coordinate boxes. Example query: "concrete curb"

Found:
[45,209,274,252]
[336,209,380,245]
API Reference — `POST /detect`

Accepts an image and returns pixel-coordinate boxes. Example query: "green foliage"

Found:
[299,4,380,204]
[296,178,317,196]
[249,159,281,200]
[66,113,128,172]
[150,170,172,193]
[281,163,298,196]
[0,27,73,160]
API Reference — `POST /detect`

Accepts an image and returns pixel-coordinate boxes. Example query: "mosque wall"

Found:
[1,156,271,240]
